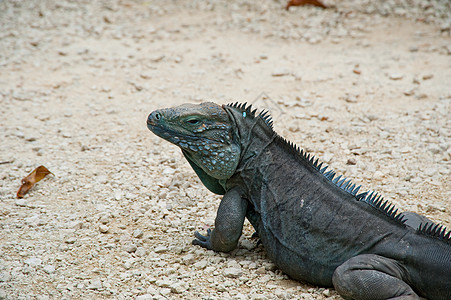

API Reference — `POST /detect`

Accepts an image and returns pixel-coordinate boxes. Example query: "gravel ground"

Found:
[0,0,450,299]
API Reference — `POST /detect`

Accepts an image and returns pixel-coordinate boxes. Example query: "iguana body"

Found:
[147,102,451,300]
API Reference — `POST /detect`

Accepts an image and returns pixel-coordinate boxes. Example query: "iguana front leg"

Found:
[193,186,247,252]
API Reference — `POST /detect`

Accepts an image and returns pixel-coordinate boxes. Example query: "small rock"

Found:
[88,279,102,290]
[345,94,358,103]
[135,247,147,257]
[194,260,208,269]
[412,76,421,84]
[170,282,187,294]
[99,214,109,224]
[43,265,55,274]
[224,267,242,278]
[424,167,437,177]
[15,199,27,207]
[140,72,153,79]
[99,224,109,233]
[240,238,255,250]
[274,289,288,298]
[422,74,433,80]
[389,73,404,80]
[57,49,68,56]
[65,237,76,244]
[415,93,428,100]
[123,243,137,253]
[0,272,11,282]
[373,171,384,179]
[271,69,290,77]
[300,292,315,300]
[428,144,442,154]
[159,288,171,296]
[251,294,267,300]
[400,146,413,153]
[181,254,195,265]
[133,229,143,238]
[322,153,333,163]
[150,55,165,62]
[154,246,167,253]
[403,88,415,96]
[24,257,42,267]
[136,294,153,300]
[123,259,134,270]
[346,158,357,165]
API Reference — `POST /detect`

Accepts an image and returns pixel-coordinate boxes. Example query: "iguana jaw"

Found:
[147,102,241,180]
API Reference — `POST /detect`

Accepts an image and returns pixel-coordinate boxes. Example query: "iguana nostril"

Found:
[147,111,161,125]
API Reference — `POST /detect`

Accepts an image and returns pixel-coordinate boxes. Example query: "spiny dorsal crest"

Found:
[227,102,451,242]
[418,222,451,245]
[227,102,274,129]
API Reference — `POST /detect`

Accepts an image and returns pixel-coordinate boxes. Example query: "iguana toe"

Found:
[193,229,213,250]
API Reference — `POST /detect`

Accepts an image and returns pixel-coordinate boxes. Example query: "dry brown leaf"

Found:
[286,0,327,10]
[16,165,53,198]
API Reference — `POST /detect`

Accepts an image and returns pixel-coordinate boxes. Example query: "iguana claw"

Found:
[192,228,213,250]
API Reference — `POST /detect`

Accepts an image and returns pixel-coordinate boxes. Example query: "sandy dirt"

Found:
[0,0,450,299]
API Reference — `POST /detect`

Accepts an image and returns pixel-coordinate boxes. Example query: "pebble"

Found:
[346,158,357,165]
[133,229,144,238]
[136,295,153,300]
[170,282,187,294]
[427,144,442,154]
[240,239,256,250]
[65,237,76,244]
[43,265,55,274]
[123,259,134,270]
[99,224,109,233]
[24,257,42,267]
[87,279,102,290]
[135,247,147,257]
[15,199,27,207]
[345,94,358,103]
[194,260,208,269]
[323,289,331,296]
[300,293,315,300]
[389,73,404,80]
[422,74,433,80]
[412,76,421,84]
[271,69,290,77]
[223,267,242,278]
[181,254,195,265]
[0,272,11,282]
[159,288,171,296]
[403,88,415,96]
[123,243,137,253]
[154,246,168,253]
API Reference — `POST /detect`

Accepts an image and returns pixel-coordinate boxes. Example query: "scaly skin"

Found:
[147,102,451,300]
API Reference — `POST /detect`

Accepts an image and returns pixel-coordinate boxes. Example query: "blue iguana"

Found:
[147,102,451,300]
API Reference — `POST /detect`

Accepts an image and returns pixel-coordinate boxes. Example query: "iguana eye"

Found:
[186,118,200,125]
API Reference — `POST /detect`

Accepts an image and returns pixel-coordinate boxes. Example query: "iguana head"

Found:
[147,102,241,193]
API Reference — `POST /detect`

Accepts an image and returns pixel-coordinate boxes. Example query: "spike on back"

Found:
[418,223,451,245]
[227,102,274,129]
